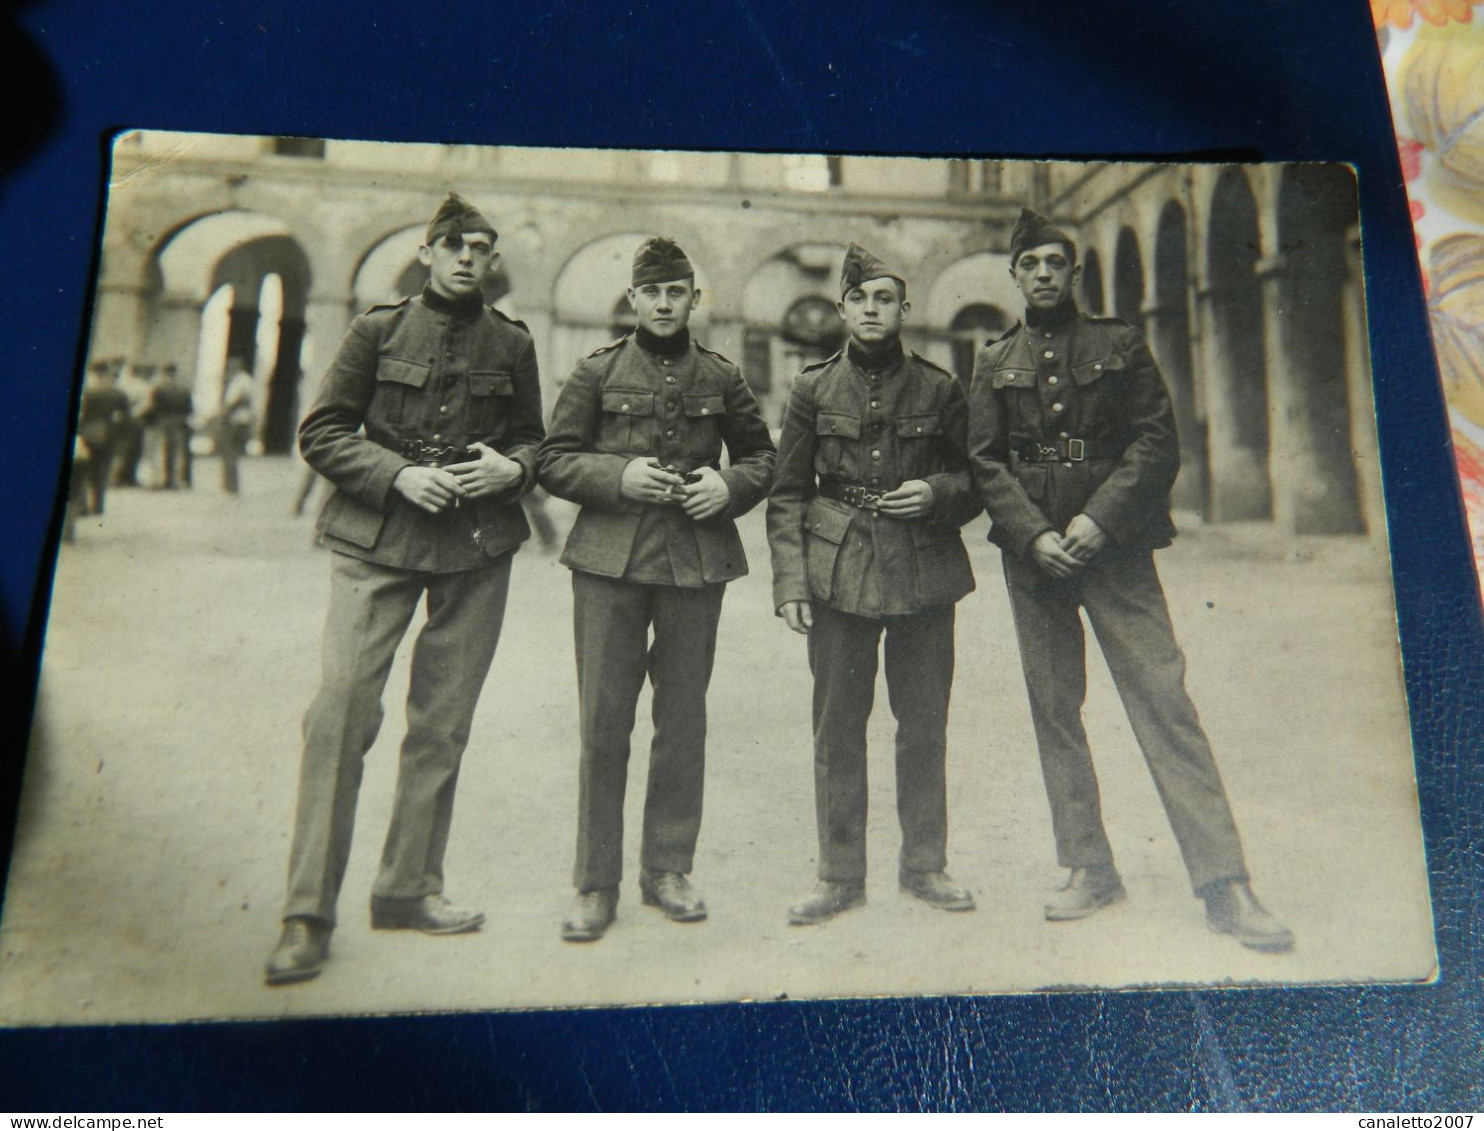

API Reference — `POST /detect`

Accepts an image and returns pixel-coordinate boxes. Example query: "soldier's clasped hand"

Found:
[620,458,687,505]
[392,464,468,513]
[1060,513,1107,563]
[447,442,523,499]
[1030,529,1084,580]
[877,479,934,519]
[679,465,730,520]
[779,599,814,635]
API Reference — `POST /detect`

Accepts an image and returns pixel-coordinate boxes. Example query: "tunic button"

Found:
[666,429,677,439]
[1043,350,1055,359]
[1094,363,1103,371]
[1059,431,1069,439]
[700,407,710,416]
[1051,403,1063,413]
[666,375,677,384]
[433,433,442,441]
[870,450,882,460]
[869,399,879,409]
[439,405,450,414]
[667,400,678,411]
[662,359,672,367]
[620,403,631,413]
[1047,376,1059,386]
[915,426,923,433]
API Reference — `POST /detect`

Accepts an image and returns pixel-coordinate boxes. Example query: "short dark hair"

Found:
[844,276,908,302]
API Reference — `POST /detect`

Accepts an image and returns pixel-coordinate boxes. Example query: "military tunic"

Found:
[767,341,979,882]
[284,285,544,926]
[538,330,776,892]
[968,310,1248,894]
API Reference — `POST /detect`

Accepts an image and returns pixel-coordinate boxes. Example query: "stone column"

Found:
[1342,231,1383,539]
[1143,299,1205,515]
[86,282,148,367]
[1193,281,1273,524]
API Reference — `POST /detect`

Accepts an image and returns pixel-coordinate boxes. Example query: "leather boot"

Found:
[639,870,708,922]
[1203,880,1295,953]
[264,916,332,986]
[1044,865,1126,921]
[787,880,866,926]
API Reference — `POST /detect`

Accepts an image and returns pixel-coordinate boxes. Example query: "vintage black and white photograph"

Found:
[0,131,1435,1024]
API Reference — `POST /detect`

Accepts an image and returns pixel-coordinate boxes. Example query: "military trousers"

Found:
[283,550,512,925]
[570,571,725,892]
[806,601,955,882]
[1001,547,1247,894]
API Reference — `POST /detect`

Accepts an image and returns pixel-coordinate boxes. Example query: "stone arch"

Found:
[923,251,1020,378]
[1151,200,1207,514]
[145,210,313,453]
[1204,168,1271,522]
[1113,226,1146,327]
[1275,165,1365,534]
[350,223,515,311]
[741,243,842,414]
[1081,247,1106,315]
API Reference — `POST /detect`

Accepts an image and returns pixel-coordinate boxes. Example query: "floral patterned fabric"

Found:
[1379,9,1484,579]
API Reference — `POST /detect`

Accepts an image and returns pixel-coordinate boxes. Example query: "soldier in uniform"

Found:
[967,207,1293,952]
[538,236,776,943]
[767,244,980,926]
[264,193,545,984]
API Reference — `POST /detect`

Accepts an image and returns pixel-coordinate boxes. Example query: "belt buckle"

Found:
[1036,443,1059,462]
[1066,438,1085,462]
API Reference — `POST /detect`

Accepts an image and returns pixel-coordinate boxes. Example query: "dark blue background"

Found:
[1,0,1480,1112]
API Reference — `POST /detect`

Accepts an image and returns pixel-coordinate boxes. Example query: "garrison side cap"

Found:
[1009,206,1075,262]
[425,192,498,246]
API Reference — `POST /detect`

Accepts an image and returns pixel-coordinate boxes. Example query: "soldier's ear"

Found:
[836,300,848,321]
[625,287,639,312]
[900,299,912,321]
[417,244,434,268]
[1071,261,1083,286]
[691,288,703,308]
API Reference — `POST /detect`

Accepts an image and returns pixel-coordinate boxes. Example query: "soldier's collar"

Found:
[847,338,904,373]
[635,325,691,358]
[420,284,484,318]
[1024,299,1079,332]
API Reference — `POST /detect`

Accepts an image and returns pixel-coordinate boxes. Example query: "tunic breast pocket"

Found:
[895,413,942,479]
[682,392,726,459]
[814,412,862,479]
[372,357,432,426]
[467,369,514,436]
[599,389,655,455]
[1069,353,1122,433]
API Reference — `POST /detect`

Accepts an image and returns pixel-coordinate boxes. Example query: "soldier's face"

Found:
[1012,241,1080,311]
[627,278,698,338]
[419,231,497,300]
[838,277,909,346]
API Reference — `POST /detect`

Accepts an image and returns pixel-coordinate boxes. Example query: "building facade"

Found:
[90,132,1374,536]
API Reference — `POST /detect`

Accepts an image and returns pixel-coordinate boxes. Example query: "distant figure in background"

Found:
[151,363,194,490]
[63,435,90,543]
[77,360,130,517]
[218,357,256,495]
[114,362,154,487]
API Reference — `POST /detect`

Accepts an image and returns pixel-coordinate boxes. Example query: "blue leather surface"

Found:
[0,0,1478,1111]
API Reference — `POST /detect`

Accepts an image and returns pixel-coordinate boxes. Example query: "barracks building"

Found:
[89,131,1375,537]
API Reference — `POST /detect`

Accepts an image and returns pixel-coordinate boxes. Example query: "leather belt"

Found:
[1012,437,1113,464]
[394,438,476,467]
[817,478,898,510]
